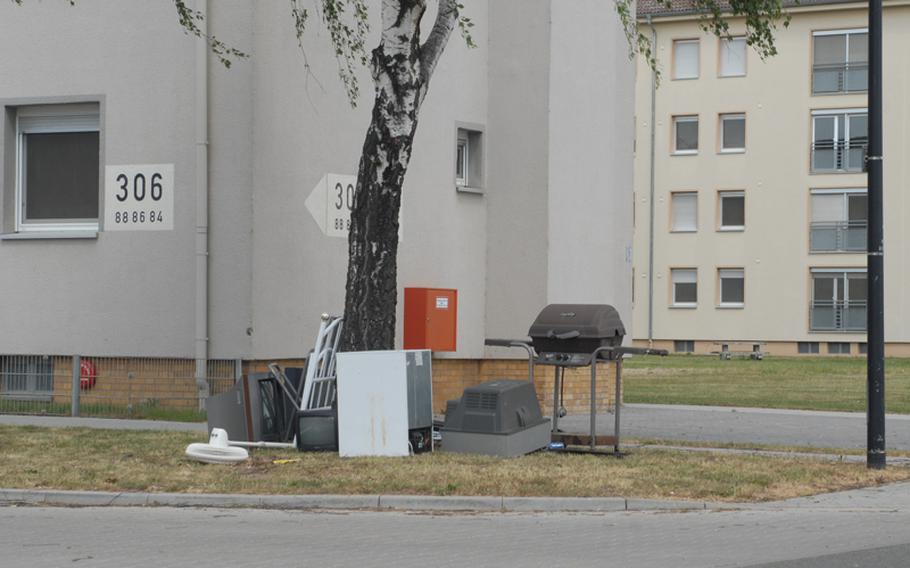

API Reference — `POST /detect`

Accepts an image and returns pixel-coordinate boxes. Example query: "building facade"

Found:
[0,0,635,412]
[633,0,910,356]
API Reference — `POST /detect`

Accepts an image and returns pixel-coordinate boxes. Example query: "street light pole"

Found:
[866,0,886,470]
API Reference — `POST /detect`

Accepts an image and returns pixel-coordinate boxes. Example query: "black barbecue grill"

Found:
[485,303,666,454]
[528,304,626,366]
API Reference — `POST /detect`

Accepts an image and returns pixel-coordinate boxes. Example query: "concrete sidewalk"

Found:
[5,480,910,514]
[0,414,205,432]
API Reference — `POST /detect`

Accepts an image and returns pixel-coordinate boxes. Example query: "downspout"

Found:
[647,16,657,347]
[195,0,210,406]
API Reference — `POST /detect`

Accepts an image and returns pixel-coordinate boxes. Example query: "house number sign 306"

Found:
[104,164,175,231]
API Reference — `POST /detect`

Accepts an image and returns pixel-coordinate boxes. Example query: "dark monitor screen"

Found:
[296,410,337,451]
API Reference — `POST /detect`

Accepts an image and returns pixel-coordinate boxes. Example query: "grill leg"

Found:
[590,358,597,451]
[615,358,622,453]
[551,366,561,433]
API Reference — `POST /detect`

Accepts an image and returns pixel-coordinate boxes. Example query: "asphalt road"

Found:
[560,403,910,451]
[2,496,909,568]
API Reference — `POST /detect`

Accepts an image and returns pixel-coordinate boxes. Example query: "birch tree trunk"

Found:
[341,0,458,351]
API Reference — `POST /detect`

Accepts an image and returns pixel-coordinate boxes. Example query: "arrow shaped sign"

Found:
[305,173,402,240]
[306,173,356,238]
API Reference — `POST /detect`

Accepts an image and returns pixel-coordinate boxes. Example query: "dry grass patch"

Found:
[3,425,910,502]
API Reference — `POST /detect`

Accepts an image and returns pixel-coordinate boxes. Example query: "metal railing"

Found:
[810,300,867,332]
[811,139,867,173]
[812,62,868,95]
[810,221,867,252]
[0,355,239,421]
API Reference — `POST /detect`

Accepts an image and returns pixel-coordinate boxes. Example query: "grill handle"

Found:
[547,329,580,340]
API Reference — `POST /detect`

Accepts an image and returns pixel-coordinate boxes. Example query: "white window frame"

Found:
[719,37,747,77]
[673,116,699,155]
[810,108,868,173]
[455,135,468,186]
[718,268,745,308]
[673,39,700,80]
[812,28,869,94]
[718,190,745,231]
[15,105,100,232]
[670,191,698,232]
[719,113,746,153]
[671,268,698,308]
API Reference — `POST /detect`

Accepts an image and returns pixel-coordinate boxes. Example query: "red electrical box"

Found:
[404,287,457,352]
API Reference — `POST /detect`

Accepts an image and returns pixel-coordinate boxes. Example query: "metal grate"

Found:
[0,354,238,419]
[465,391,498,411]
[0,355,57,401]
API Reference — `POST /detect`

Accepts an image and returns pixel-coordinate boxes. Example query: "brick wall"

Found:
[431,358,619,415]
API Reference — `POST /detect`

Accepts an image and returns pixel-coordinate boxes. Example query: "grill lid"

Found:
[528,304,626,366]
[528,304,625,341]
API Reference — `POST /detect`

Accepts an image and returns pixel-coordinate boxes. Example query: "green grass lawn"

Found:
[623,355,910,413]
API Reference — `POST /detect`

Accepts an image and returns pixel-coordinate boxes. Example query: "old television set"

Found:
[295,408,338,452]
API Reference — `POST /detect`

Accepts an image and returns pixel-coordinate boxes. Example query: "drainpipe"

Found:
[195,0,210,406]
[647,16,657,347]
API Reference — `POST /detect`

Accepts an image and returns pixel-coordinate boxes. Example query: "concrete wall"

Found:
[484,0,552,345]
[632,4,910,346]
[247,0,491,359]
[0,0,635,362]
[547,1,635,327]
[0,1,199,357]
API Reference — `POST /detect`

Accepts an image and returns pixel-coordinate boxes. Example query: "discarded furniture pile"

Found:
[186,314,434,463]
[186,304,666,464]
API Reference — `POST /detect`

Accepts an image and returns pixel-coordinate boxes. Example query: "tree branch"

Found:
[418,0,458,87]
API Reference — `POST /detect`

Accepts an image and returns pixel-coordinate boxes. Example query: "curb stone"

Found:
[378,495,503,511]
[0,488,717,513]
[502,497,626,512]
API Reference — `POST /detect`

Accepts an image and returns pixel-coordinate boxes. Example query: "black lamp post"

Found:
[866,0,886,470]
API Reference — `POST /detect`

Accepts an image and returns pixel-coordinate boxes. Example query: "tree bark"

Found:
[341,0,458,351]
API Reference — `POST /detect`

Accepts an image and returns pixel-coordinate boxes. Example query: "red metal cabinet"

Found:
[404,288,457,352]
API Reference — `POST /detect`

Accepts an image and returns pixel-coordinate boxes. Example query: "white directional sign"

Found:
[305,173,402,240]
[104,164,175,231]
[306,173,356,239]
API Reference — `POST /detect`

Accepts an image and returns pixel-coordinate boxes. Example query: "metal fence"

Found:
[810,301,867,332]
[812,62,868,95]
[810,221,867,252]
[0,355,239,421]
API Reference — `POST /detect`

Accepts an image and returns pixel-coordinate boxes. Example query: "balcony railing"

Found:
[810,300,867,332]
[810,221,867,252]
[811,139,867,173]
[812,62,868,95]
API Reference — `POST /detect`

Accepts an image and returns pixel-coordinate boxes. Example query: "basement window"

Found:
[798,341,820,354]
[674,340,695,353]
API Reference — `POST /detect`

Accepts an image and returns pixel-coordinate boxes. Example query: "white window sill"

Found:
[1,231,98,240]
[672,150,699,156]
[670,229,697,233]
[672,76,699,81]
[456,185,485,195]
[718,226,745,232]
[719,74,747,79]
[719,148,746,154]
[670,304,697,309]
[717,303,745,309]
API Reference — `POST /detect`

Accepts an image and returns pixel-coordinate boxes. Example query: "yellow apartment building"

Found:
[632,0,910,355]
